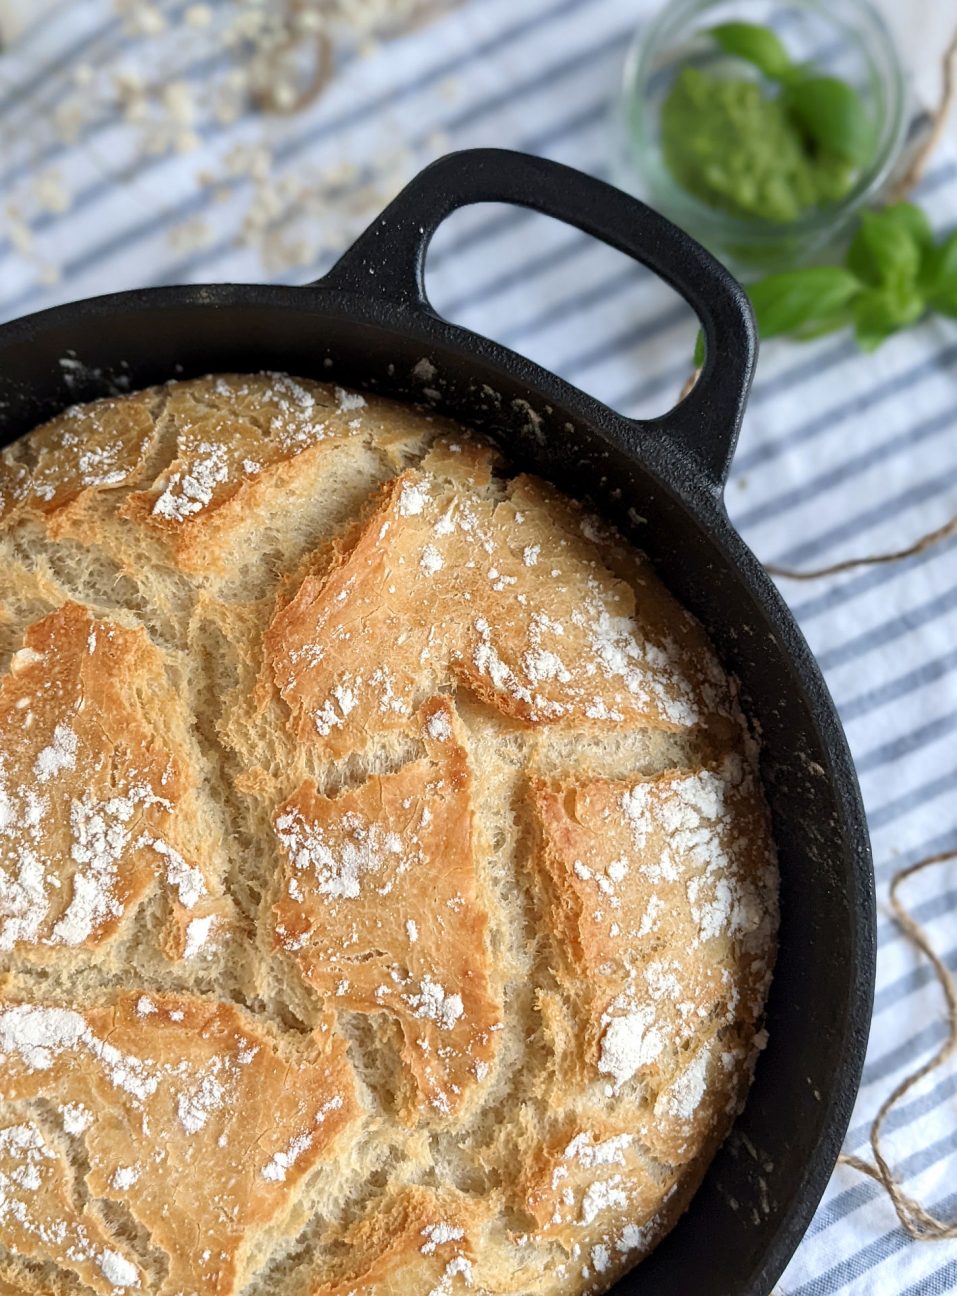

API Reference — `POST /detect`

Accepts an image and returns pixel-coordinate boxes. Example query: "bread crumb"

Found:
[0,375,777,1296]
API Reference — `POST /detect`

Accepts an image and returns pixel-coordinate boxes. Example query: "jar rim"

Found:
[618,0,907,245]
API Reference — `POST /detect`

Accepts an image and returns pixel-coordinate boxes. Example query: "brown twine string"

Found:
[254,32,334,116]
[764,509,957,580]
[890,23,957,202]
[837,848,957,1240]
[252,0,334,116]
[255,0,456,115]
[679,367,702,402]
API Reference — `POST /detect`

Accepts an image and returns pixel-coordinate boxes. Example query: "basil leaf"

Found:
[847,208,925,287]
[693,329,706,368]
[747,267,861,337]
[853,284,925,350]
[785,76,872,167]
[884,202,935,253]
[924,229,957,313]
[710,22,792,80]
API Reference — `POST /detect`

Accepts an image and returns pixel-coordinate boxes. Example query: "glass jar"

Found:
[611,0,906,274]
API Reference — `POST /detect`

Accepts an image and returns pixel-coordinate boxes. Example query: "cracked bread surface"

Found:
[0,373,778,1296]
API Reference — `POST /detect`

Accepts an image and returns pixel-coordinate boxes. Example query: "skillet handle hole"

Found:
[424,203,700,422]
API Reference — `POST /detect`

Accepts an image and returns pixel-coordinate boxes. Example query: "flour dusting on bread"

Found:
[0,373,777,1295]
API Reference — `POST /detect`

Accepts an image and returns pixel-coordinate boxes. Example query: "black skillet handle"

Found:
[320,148,756,493]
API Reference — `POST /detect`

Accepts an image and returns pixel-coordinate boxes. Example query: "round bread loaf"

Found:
[0,374,777,1296]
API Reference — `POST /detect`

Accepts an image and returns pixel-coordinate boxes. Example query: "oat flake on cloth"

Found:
[1,2,956,1293]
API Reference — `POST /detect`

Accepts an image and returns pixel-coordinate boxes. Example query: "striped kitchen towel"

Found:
[1,2,956,1292]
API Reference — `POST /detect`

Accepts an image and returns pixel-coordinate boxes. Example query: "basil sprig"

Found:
[692,206,957,361]
[711,20,873,166]
[760,206,956,350]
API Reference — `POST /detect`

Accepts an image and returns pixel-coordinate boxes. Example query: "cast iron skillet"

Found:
[0,148,874,1296]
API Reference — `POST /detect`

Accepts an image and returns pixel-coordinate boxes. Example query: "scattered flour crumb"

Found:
[659,1046,711,1121]
[421,1222,465,1254]
[597,1006,663,1090]
[183,914,218,959]
[425,709,452,741]
[335,386,366,412]
[419,544,444,576]
[34,724,78,782]
[261,1130,313,1183]
[97,1249,139,1288]
[61,1102,92,1135]
[147,839,206,909]
[405,976,463,1031]
[398,480,429,516]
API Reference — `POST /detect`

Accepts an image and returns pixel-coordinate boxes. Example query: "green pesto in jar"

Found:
[660,66,855,224]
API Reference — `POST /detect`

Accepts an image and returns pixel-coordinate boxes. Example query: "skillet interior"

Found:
[0,152,874,1296]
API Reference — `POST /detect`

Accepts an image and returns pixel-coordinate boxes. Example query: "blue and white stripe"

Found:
[1,2,955,1292]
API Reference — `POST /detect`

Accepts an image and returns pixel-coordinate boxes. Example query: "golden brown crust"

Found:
[310,1186,480,1295]
[0,1114,135,1296]
[272,698,501,1119]
[118,375,454,574]
[0,394,160,530]
[0,376,777,1296]
[264,460,724,761]
[529,757,776,1158]
[518,1117,665,1240]
[120,375,357,567]
[0,602,224,960]
[0,991,360,1295]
